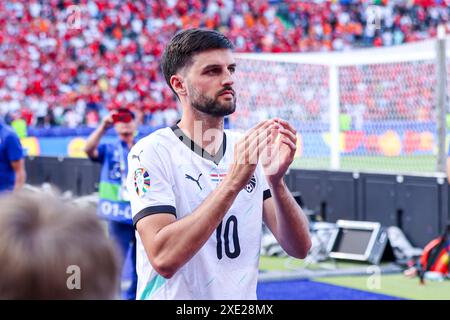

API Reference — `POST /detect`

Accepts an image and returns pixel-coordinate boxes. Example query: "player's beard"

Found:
[189,84,236,117]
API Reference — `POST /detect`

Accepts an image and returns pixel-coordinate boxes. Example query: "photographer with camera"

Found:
[84,108,139,300]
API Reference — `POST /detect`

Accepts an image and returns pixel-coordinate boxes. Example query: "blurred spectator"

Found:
[0,118,26,193]
[0,190,121,299]
[1,1,449,128]
[84,108,139,300]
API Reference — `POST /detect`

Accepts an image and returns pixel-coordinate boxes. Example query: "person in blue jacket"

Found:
[0,119,26,193]
[84,108,139,300]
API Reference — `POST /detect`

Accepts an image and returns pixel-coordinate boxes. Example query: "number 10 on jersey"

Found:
[216,215,241,259]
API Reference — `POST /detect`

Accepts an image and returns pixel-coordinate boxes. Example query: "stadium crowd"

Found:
[0,0,449,128]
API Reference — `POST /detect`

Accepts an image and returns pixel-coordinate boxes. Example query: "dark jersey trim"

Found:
[133,205,176,229]
[263,189,272,201]
[170,121,227,165]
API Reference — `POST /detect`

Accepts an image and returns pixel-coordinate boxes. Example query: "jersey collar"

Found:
[170,122,227,165]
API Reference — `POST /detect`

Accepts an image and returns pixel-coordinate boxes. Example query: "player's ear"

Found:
[170,75,187,97]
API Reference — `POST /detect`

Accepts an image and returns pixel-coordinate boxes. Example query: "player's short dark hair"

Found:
[161,28,234,98]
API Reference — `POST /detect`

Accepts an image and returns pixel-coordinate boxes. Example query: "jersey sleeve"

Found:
[5,132,24,162]
[249,150,271,201]
[90,143,107,163]
[259,165,272,201]
[127,141,177,229]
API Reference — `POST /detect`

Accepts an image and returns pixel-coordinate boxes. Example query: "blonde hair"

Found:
[0,191,120,299]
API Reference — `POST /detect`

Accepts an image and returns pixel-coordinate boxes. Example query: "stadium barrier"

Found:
[288,169,449,247]
[25,156,100,196]
[20,125,165,158]
[26,156,449,247]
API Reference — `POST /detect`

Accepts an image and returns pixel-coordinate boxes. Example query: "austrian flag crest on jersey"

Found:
[134,167,150,197]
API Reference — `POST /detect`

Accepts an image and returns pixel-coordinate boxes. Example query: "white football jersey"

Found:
[127,123,271,300]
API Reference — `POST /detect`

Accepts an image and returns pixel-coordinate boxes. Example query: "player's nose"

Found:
[221,70,234,87]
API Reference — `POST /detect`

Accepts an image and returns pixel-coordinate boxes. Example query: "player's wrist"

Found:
[99,123,108,134]
[221,175,244,195]
[267,176,286,190]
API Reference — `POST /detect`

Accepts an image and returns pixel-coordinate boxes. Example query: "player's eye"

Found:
[205,68,220,75]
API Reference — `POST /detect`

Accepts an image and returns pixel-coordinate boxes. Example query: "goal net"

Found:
[231,38,450,175]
